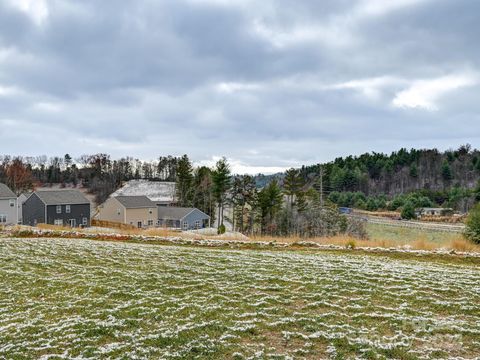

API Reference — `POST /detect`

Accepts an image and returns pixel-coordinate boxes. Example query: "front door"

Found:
[137,221,142,228]
[69,219,76,227]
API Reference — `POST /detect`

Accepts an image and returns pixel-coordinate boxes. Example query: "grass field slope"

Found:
[1,238,480,359]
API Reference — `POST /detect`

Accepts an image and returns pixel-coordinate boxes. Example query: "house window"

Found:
[66,205,71,213]
[9,199,14,207]
[0,215,6,223]
[148,220,154,226]
[54,219,63,226]
[117,209,121,215]
[56,205,62,214]
[194,220,201,229]
[182,221,189,230]
[149,209,153,214]
[82,217,88,226]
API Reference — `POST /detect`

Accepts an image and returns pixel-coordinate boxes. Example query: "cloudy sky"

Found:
[0,0,479,174]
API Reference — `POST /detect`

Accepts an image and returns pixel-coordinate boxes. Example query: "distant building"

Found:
[0,183,18,225]
[23,190,91,227]
[339,207,353,215]
[158,207,210,230]
[96,196,158,228]
[415,207,454,218]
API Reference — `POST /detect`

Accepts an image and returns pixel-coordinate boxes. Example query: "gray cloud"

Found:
[1,0,480,173]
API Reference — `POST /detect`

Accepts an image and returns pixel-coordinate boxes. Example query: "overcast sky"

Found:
[1,0,479,174]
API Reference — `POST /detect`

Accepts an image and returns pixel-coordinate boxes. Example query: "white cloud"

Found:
[215,82,262,94]
[34,101,63,112]
[6,0,49,25]
[357,0,431,17]
[329,76,405,100]
[195,156,288,175]
[0,85,21,97]
[392,74,478,111]
[251,19,353,49]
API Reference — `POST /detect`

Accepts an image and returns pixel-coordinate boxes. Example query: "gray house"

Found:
[17,192,31,225]
[157,207,210,230]
[23,190,91,227]
[0,183,18,225]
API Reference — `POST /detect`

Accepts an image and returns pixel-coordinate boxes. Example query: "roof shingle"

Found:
[35,190,90,205]
[157,207,209,221]
[0,183,16,199]
[114,196,156,209]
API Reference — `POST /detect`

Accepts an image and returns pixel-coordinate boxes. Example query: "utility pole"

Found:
[319,165,324,208]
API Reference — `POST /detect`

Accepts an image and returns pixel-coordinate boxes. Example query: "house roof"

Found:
[114,196,157,209]
[0,183,16,199]
[157,207,210,221]
[35,190,90,205]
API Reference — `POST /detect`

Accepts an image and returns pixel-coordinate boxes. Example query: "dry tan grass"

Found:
[19,223,480,253]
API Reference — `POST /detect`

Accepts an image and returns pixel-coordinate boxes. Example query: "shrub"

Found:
[401,201,416,220]
[217,224,226,235]
[345,239,356,249]
[465,204,480,244]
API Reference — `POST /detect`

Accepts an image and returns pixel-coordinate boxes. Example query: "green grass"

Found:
[1,238,480,359]
[366,222,462,245]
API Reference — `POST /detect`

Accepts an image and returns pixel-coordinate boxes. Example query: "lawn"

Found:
[366,222,462,246]
[1,238,479,359]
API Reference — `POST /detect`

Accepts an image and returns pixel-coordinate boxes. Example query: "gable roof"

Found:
[35,190,90,205]
[157,207,210,221]
[114,196,156,209]
[0,183,16,199]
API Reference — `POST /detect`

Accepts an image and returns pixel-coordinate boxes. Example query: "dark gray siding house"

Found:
[157,207,210,230]
[23,190,91,227]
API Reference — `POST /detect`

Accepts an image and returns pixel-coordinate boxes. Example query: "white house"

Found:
[0,183,18,225]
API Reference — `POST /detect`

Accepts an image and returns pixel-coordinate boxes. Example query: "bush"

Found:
[217,223,226,235]
[401,202,416,220]
[345,239,356,249]
[465,204,480,244]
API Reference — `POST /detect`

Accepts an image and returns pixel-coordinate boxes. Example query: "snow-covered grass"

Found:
[1,238,480,359]
[111,180,176,202]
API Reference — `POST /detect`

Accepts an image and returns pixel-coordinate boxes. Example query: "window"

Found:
[148,220,154,226]
[0,215,6,223]
[66,205,71,213]
[82,217,88,226]
[56,205,62,214]
[54,219,63,226]
[194,220,201,229]
[149,209,153,214]
[182,221,189,230]
[9,199,14,207]
[117,209,121,215]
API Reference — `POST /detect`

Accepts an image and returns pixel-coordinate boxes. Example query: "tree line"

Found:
[176,158,365,238]
[0,154,180,203]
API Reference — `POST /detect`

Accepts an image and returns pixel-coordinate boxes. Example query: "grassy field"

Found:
[366,223,466,247]
[1,238,480,359]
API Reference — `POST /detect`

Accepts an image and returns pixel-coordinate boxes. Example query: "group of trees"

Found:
[174,159,366,238]
[0,154,180,203]
[174,155,232,230]
[327,186,477,219]
[278,145,480,198]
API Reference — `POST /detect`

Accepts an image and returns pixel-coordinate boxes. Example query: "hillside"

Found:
[256,145,480,197]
